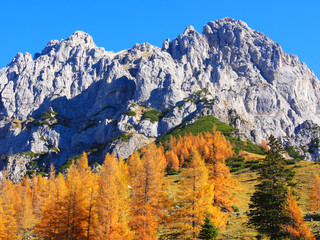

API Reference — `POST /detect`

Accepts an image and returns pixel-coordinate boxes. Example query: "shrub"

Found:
[50,146,60,152]
[29,160,39,168]
[232,206,240,212]
[285,159,296,165]
[226,157,245,172]
[142,109,162,123]
[126,110,136,116]
[285,146,305,160]
[59,154,82,172]
[117,133,133,142]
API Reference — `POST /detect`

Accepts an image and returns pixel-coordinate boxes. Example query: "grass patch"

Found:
[142,109,162,123]
[42,110,58,121]
[117,133,132,142]
[157,116,235,146]
[59,154,83,172]
[158,115,266,155]
[50,146,60,152]
[126,110,137,117]
[9,151,45,158]
[28,160,39,169]
[226,157,246,172]
[227,137,266,155]
[176,102,184,108]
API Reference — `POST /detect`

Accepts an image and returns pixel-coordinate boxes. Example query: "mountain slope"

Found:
[0,17,319,180]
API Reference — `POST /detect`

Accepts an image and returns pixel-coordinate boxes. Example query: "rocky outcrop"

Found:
[0,18,319,180]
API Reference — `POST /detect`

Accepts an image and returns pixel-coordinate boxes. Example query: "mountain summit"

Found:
[0,17,319,180]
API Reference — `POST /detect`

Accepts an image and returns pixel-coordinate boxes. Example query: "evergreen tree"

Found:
[248,135,295,240]
[198,213,218,240]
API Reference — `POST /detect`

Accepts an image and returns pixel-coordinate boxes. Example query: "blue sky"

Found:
[0,0,319,77]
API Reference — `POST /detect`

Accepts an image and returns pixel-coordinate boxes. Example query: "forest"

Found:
[0,128,319,239]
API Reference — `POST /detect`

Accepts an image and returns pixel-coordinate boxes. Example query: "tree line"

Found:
[0,129,318,239]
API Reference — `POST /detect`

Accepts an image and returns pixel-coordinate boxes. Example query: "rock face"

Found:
[0,18,320,180]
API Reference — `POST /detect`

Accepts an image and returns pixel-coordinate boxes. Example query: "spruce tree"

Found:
[198,213,218,240]
[248,135,295,240]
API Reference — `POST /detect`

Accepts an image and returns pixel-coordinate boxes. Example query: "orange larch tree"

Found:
[128,143,167,240]
[177,148,217,239]
[96,153,131,240]
[36,153,94,240]
[204,128,237,211]
[165,150,180,171]
[0,198,6,239]
[167,128,238,214]
[309,174,320,212]
[18,187,37,239]
[63,154,97,240]
[0,178,19,239]
[35,173,68,239]
[282,188,315,239]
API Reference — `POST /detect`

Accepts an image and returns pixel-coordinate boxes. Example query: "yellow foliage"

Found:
[177,148,215,239]
[309,174,320,211]
[282,188,315,239]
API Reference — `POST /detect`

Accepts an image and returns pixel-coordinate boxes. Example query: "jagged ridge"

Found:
[0,17,320,181]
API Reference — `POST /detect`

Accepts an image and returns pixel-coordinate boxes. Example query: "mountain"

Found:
[1,17,319,181]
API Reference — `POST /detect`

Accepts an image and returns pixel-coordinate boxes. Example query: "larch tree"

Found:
[167,128,238,228]
[86,173,98,240]
[309,174,320,211]
[96,153,131,240]
[35,173,68,239]
[19,189,37,239]
[165,150,180,171]
[282,188,315,240]
[204,128,236,211]
[0,198,6,239]
[0,178,18,239]
[178,148,215,239]
[36,153,93,240]
[62,153,97,240]
[128,143,167,240]
[76,152,99,240]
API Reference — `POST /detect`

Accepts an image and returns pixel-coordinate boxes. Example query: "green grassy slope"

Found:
[157,115,266,155]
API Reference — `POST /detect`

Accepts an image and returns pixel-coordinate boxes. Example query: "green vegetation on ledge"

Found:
[126,110,137,117]
[142,109,162,123]
[157,115,266,156]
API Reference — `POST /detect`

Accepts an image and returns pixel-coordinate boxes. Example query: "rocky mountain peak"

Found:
[64,30,95,47]
[183,25,196,35]
[1,18,320,181]
[36,30,99,60]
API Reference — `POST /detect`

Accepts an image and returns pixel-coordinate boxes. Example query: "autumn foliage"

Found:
[167,127,237,213]
[0,128,241,239]
[309,174,320,212]
[282,188,315,240]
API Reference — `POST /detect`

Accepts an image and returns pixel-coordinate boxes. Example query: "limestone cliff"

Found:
[1,18,319,180]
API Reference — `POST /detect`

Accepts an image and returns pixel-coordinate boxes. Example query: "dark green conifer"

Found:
[248,135,295,240]
[198,213,218,240]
